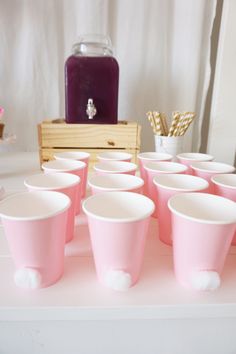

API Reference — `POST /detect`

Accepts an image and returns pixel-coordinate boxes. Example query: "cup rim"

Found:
[0,191,71,221]
[153,174,209,192]
[82,191,155,222]
[137,152,173,161]
[93,161,137,173]
[211,174,236,189]
[190,161,235,173]
[176,152,214,161]
[97,151,132,161]
[88,173,144,191]
[54,151,90,161]
[24,172,80,190]
[144,161,187,173]
[42,159,86,172]
[168,192,236,225]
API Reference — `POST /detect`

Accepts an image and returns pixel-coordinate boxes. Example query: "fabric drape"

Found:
[0,0,216,152]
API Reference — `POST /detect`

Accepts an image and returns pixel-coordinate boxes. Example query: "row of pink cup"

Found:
[42,150,236,291]
[0,150,236,292]
[137,152,236,291]
[89,151,236,291]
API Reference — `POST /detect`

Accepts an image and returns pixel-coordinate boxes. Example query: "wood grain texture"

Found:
[38,120,141,169]
[39,120,140,149]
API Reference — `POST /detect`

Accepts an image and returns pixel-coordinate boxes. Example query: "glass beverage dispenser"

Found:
[65,34,119,124]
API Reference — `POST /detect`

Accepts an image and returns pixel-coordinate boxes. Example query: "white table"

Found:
[0,152,236,354]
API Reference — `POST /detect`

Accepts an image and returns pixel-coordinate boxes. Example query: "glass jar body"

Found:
[65,35,119,124]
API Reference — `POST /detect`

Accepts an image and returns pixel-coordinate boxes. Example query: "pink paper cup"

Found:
[83,192,155,291]
[137,152,173,188]
[190,161,235,193]
[212,174,236,245]
[88,173,144,195]
[54,151,90,199]
[97,151,132,162]
[144,161,187,217]
[0,191,70,289]
[42,159,86,214]
[24,173,80,243]
[93,161,137,176]
[176,152,214,174]
[168,193,236,291]
[153,174,209,245]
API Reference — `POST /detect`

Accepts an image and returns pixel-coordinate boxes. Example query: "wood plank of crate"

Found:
[38,120,141,169]
[39,120,139,149]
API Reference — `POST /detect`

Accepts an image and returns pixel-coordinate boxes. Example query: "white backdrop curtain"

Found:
[0,0,216,152]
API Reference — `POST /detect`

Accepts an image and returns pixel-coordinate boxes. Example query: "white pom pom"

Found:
[14,268,42,289]
[105,270,132,291]
[190,270,221,291]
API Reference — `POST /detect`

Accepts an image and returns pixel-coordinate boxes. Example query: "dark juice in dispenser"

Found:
[65,35,119,124]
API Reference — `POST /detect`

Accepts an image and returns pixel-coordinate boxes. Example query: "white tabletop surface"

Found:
[1,151,236,322]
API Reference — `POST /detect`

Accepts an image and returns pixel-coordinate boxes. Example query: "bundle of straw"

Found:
[147,111,195,137]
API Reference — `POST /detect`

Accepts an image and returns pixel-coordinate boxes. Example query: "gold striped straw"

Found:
[153,111,163,136]
[168,111,180,137]
[146,111,156,134]
[160,113,168,136]
[174,112,186,136]
[147,110,195,137]
[178,112,195,136]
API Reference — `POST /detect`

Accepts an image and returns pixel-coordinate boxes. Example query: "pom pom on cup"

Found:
[14,268,42,290]
[190,271,221,291]
[105,270,132,291]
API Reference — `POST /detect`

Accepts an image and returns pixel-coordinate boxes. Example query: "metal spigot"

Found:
[86,98,97,120]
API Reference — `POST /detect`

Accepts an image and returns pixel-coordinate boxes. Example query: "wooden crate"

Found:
[38,119,141,169]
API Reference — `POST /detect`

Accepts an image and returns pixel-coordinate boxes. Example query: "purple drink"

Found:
[65,35,119,124]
